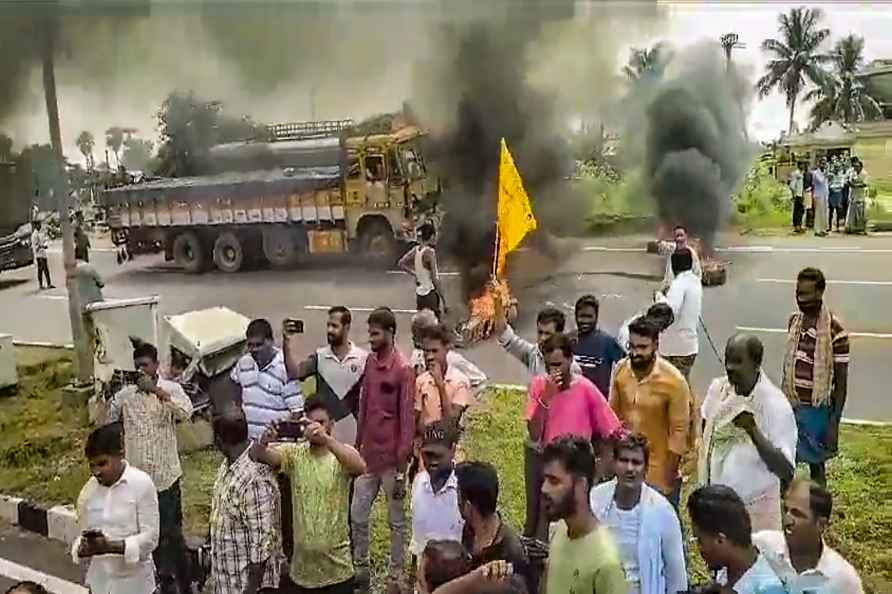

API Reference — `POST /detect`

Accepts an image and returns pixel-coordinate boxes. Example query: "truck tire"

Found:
[359,219,396,265]
[172,231,207,273]
[262,226,299,268]
[213,231,245,273]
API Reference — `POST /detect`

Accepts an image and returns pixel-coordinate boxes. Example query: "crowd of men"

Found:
[66,227,866,594]
[788,155,869,236]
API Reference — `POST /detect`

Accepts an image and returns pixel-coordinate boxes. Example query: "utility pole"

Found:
[41,19,92,385]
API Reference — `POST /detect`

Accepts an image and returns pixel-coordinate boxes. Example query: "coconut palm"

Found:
[76,130,95,170]
[105,126,125,167]
[623,43,671,83]
[756,7,831,134]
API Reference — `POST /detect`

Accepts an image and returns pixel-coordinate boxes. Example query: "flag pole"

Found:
[491,223,500,280]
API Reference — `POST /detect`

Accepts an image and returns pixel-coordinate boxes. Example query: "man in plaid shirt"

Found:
[210,407,283,594]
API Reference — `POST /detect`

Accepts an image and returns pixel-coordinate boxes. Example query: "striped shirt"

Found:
[230,348,303,440]
[210,448,282,594]
[789,314,849,405]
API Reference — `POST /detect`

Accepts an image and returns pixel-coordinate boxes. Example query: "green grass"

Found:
[3,366,890,592]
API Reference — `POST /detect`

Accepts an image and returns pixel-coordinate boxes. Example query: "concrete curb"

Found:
[0,494,77,547]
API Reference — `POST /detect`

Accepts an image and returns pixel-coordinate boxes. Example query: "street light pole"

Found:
[41,20,92,385]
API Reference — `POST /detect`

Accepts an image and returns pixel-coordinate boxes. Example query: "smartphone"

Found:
[82,529,103,539]
[118,369,141,385]
[283,318,304,335]
[276,418,306,441]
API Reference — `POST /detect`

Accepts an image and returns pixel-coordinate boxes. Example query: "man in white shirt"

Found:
[659,224,702,286]
[655,248,702,383]
[285,306,368,444]
[688,485,787,594]
[754,479,864,594]
[30,220,53,290]
[700,333,796,532]
[72,423,160,594]
[399,223,448,320]
[106,340,193,594]
[411,309,487,397]
[590,432,687,594]
[790,162,806,233]
[231,318,304,440]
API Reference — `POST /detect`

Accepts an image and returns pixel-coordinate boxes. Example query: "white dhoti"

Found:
[813,194,829,233]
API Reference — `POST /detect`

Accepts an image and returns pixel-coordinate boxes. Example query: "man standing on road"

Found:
[828,156,846,232]
[782,268,849,486]
[845,158,869,234]
[106,341,193,594]
[811,159,830,237]
[541,436,628,594]
[250,397,367,594]
[789,162,806,233]
[209,408,283,594]
[700,334,796,531]
[399,223,448,320]
[232,318,305,440]
[655,247,702,383]
[660,224,702,286]
[284,306,367,444]
[754,479,865,594]
[72,423,160,594]
[411,309,487,396]
[570,294,625,398]
[589,432,688,594]
[687,485,786,594]
[525,334,622,540]
[31,219,53,290]
[352,307,415,594]
[74,211,91,262]
[610,317,691,508]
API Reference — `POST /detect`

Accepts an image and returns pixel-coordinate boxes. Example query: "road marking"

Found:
[305,305,418,314]
[0,557,87,594]
[385,270,460,276]
[718,245,892,254]
[757,278,892,286]
[736,326,892,339]
[46,248,117,254]
[582,246,647,253]
[36,294,68,300]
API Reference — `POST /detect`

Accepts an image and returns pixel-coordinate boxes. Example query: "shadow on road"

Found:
[0,278,30,291]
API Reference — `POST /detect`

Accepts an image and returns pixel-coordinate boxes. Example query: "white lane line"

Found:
[0,557,87,594]
[736,326,892,339]
[385,270,460,276]
[757,278,892,286]
[304,305,418,314]
[46,248,117,254]
[718,245,892,254]
[582,246,647,253]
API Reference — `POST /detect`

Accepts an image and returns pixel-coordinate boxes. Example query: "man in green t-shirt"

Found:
[541,436,628,594]
[251,397,367,593]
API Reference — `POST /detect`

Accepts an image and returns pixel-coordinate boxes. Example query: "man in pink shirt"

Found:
[524,333,622,540]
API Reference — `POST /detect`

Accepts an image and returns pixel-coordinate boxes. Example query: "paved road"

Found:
[0,521,85,593]
[1,231,890,422]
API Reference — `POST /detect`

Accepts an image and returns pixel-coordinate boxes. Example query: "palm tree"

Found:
[804,81,839,131]
[623,43,671,83]
[75,130,95,170]
[105,126,125,168]
[756,7,831,134]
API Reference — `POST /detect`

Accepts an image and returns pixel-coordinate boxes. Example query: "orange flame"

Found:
[460,278,513,344]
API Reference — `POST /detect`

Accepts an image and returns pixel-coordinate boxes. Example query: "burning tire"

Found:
[172,231,207,273]
[213,231,245,273]
[262,226,300,268]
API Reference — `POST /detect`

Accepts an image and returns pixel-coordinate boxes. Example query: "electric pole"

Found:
[42,19,92,385]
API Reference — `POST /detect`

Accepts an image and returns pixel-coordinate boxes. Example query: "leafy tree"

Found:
[75,130,95,170]
[122,137,154,171]
[622,43,672,83]
[757,7,831,134]
[105,126,125,168]
[806,34,882,129]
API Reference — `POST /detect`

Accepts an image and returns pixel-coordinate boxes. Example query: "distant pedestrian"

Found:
[700,334,796,531]
[284,306,367,444]
[209,408,283,594]
[569,294,625,397]
[106,341,193,594]
[659,224,702,286]
[845,158,869,234]
[73,423,159,594]
[688,485,786,594]
[352,307,415,594]
[782,268,849,486]
[399,223,448,320]
[541,436,628,594]
[789,162,806,233]
[74,211,91,262]
[31,220,53,289]
[655,247,702,383]
[828,156,846,231]
[754,479,865,594]
[811,160,829,237]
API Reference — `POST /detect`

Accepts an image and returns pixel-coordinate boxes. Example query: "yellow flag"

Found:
[496,138,538,277]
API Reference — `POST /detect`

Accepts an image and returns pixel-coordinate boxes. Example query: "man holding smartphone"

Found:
[106,341,193,594]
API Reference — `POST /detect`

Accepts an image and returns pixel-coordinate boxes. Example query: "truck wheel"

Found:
[213,231,245,273]
[359,220,396,265]
[262,226,299,268]
[172,231,207,273]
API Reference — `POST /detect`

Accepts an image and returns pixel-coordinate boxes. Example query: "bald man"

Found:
[700,334,797,531]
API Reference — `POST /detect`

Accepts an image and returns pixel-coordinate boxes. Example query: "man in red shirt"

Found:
[352,307,415,594]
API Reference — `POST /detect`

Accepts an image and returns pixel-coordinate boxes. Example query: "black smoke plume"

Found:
[643,43,756,250]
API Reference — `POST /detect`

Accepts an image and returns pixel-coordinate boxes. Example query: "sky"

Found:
[4,1,892,160]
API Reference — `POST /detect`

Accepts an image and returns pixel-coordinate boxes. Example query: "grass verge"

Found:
[3,364,889,592]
